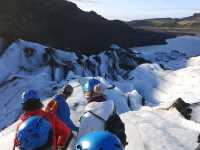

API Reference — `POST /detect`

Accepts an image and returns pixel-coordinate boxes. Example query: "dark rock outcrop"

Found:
[12,40,150,81]
[0,0,173,54]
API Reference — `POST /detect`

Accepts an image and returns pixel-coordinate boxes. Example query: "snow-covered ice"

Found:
[1,36,200,150]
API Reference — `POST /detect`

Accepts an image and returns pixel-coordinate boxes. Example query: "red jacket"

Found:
[14,109,72,149]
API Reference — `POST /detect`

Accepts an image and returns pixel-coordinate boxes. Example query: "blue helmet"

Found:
[76,131,124,150]
[17,116,52,150]
[21,89,40,104]
[83,78,100,93]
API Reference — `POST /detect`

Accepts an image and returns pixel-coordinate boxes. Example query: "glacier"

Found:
[1,37,200,149]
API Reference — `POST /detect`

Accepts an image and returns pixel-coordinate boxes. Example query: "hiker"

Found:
[13,87,75,150]
[77,78,114,138]
[52,85,79,132]
[78,78,128,147]
[76,131,124,150]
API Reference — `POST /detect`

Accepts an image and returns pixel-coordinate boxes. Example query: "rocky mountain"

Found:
[128,13,200,28]
[0,0,173,54]
[127,13,200,35]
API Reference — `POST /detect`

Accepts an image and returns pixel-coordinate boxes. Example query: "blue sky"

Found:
[68,0,200,21]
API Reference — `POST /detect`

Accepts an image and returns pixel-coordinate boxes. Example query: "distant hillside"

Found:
[0,0,173,54]
[127,13,200,35]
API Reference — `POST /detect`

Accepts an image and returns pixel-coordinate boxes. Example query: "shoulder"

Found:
[18,110,49,126]
[98,100,114,111]
[105,99,114,106]
[19,113,27,121]
[84,100,114,121]
[85,100,114,111]
[54,95,66,103]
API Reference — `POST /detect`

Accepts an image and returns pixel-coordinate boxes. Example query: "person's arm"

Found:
[54,95,78,131]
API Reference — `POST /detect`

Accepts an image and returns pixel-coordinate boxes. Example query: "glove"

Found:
[58,146,65,150]
[75,127,79,133]
[60,84,73,98]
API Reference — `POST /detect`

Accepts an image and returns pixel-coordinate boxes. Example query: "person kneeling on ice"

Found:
[76,131,124,150]
[78,79,114,138]
[13,87,76,150]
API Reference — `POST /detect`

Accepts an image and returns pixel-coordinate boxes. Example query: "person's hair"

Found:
[22,99,43,111]
[63,85,73,97]
[65,92,72,98]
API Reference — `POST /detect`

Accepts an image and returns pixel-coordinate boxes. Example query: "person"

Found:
[77,78,115,139]
[76,131,124,150]
[49,85,79,132]
[13,87,74,150]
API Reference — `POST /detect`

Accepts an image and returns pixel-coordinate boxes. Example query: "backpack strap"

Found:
[12,141,16,150]
[51,112,57,150]
[88,111,106,122]
[112,103,116,113]
[45,100,58,150]
[79,111,106,123]
[13,119,26,150]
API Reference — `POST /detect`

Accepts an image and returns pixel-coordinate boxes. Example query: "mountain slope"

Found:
[128,13,200,35]
[0,0,173,54]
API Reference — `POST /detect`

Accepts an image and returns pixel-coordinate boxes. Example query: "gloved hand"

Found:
[72,127,79,135]
[57,146,65,150]
[60,84,73,99]
[75,127,79,133]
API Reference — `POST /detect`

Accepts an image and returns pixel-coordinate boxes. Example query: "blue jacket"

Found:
[54,95,78,131]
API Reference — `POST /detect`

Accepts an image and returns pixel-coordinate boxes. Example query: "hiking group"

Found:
[13,78,127,150]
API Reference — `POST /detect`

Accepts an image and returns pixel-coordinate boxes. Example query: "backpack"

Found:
[16,116,53,150]
[105,112,128,147]
[13,100,58,150]
[85,110,128,147]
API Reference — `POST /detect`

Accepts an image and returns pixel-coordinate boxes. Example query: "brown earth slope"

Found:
[0,0,173,54]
